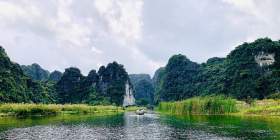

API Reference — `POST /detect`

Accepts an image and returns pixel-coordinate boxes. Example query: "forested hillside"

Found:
[154,38,280,103]
[21,63,50,80]
[0,46,57,103]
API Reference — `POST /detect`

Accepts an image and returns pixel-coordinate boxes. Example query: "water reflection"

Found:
[0,111,279,139]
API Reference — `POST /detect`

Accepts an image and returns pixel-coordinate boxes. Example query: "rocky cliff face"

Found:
[55,61,135,106]
[255,51,275,67]
[123,81,135,106]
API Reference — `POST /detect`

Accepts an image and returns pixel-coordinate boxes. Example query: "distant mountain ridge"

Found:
[1,38,280,106]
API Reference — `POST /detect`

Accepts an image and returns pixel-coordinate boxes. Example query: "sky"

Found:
[1,0,280,77]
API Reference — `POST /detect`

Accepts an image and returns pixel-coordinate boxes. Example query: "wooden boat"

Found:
[136,108,146,115]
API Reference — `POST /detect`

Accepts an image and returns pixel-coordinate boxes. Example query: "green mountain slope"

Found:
[0,46,57,103]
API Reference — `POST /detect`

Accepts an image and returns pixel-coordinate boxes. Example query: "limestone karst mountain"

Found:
[55,61,135,106]
[154,38,280,102]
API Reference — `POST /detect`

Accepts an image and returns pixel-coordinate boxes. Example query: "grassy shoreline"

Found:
[0,103,141,117]
[157,95,280,116]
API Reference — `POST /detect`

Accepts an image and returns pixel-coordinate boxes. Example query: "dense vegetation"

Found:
[154,38,280,103]
[48,70,62,82]
[55,61,134,106]
[0,46,57,103]
[21,63,50,81]
[157,95,237,115]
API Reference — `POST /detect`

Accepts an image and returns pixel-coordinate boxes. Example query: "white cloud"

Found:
[95,0,111,14]
[0,1,26,21]
[91,46,103,53]
[1,0,280,77]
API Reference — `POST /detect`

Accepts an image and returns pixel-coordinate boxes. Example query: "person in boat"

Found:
[136,108,146,115]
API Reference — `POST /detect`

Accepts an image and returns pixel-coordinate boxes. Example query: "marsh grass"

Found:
[157,95,238,115]
[0,103,128,117]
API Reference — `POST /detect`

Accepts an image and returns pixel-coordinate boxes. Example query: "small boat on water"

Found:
[136,108,146,115]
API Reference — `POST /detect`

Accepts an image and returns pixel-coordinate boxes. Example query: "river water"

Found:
[0,111,279,139]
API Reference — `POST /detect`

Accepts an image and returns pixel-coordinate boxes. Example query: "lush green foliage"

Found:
[154,38,280,102]
[48,70,62,82]
[21,63,50,80]
[0,46,57,104]
[157,95,238,115]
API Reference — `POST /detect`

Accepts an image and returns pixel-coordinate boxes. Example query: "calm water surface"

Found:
[0,111,279,139]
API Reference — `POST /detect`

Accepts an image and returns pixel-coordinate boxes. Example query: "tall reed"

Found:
[157,95,238,115]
